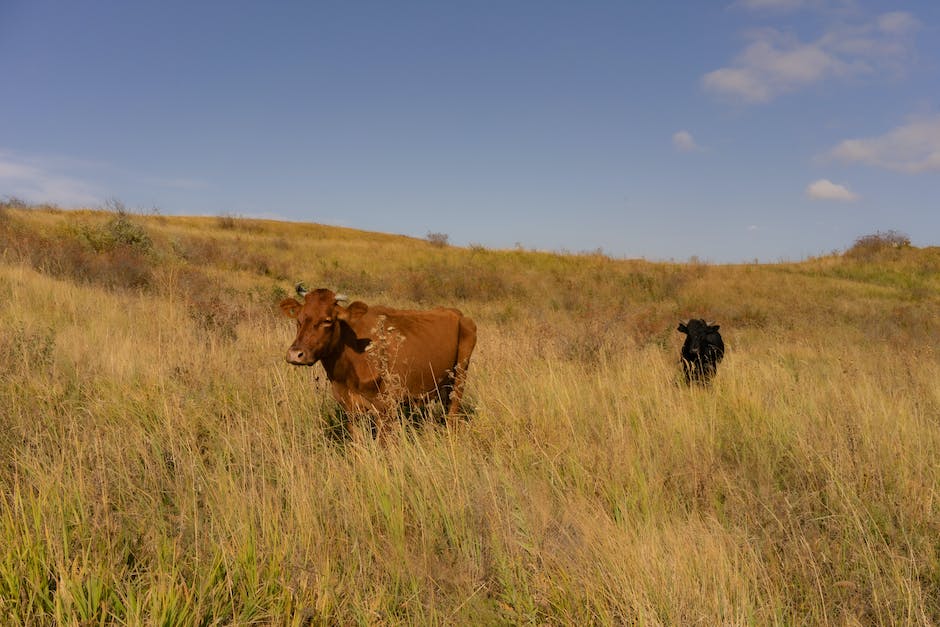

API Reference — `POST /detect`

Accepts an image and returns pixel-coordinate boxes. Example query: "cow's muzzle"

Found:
[286,347,316,366]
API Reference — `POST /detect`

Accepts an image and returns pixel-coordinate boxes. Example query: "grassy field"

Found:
[1,202,938,624]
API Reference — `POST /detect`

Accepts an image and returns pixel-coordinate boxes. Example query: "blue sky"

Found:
[1,0,937,262]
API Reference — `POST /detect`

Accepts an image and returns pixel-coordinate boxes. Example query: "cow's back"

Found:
[347,305,464,397]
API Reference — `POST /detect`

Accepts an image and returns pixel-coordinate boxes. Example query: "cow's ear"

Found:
[338,301,368,323]
[280,297,302,318]
[677,323,688,334]
[708,324,720,333]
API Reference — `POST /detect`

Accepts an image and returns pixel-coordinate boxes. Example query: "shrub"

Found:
[97,246,153,289]
[106,213,153,251]
[43,209,158,290]
[73,210,153,256]
[1,196,29,210]
[217,213,238,230]
[845,230,911,260]
[426,232,449,248]
[42,238,153,290]
[0,208,156,290]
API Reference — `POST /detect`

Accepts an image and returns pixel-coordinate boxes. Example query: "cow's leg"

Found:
[335,386,382,443]
[445,316,477,419]
[702,361,718,384]
[681,359,694,385]
[436,374,456,423]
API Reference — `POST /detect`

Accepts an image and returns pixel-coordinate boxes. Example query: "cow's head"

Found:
[677,319,720,359]
[280,286,349,366]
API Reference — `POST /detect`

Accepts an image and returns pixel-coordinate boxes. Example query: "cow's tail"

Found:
[446,314,477,417]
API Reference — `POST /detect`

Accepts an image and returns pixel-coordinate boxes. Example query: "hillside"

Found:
[1,203,939,624]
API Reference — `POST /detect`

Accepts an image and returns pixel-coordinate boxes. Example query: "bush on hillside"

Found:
[75,209,153,255]
[0,198,28,233]
[845,230,910,260]
[217,213,238,230]
[0,203,156,290]
[216,212,265,233]
[426,231,449,248]
[56,205,156,289]
[0,196,29,211]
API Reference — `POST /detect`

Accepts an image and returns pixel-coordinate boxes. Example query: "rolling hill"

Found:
[1,201,938,624]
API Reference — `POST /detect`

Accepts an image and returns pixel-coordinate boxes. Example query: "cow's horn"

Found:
[295,283,308,297]
[335,293,349,304]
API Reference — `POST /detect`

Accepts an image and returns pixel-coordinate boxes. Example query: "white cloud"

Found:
[702,67,770,103]
[704,12,919,103]
[806,178,859,201]
[828,114,940,173]
[877,12,920,35]
[0,151,101,207]
[703,31,847,103]
[672,130,702,153]
[0,161,42,180]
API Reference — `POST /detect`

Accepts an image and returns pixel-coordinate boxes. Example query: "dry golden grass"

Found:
[1,204,938,624]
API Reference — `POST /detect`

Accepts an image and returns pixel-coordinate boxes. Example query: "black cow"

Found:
[678,319,724,384]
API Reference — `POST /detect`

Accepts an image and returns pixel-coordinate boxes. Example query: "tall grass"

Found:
[1,203,938,623]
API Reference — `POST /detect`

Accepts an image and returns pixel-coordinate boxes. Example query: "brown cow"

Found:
[280,286,477,438]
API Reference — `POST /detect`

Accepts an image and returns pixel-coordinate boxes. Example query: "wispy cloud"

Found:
[703,12,919,104]
[806,178,859,201]
[672,130,703,153]
[0,150,102,207]
[827,114,940,174]
[876,12,920,35]
[0,149,214,207]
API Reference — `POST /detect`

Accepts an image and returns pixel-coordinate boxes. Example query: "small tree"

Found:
[845,230,910,259]
[103,197,127,214]
[426,231,449,248]
[78,199,153,254]
[1,196,29,210]
[217,212,238,230]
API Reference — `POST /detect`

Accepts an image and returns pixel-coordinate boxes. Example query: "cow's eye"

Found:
[321,319,333,327]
